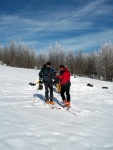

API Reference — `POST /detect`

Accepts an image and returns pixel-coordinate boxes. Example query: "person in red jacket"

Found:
[57,65,71,107]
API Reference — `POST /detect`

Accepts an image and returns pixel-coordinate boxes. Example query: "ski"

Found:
[44,99,62,110]
[53,103,62,110]
[65,107,77,116]
[69,107,81,113]
[47,103,61,110]
[55,101,81,116]
[44,102,54,109]
[49,104,54,109]
[33,95,80,115]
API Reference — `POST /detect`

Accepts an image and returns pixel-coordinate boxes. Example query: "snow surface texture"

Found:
[0,65,113,150]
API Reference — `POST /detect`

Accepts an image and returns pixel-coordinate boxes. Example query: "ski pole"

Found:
[32,87,39,106]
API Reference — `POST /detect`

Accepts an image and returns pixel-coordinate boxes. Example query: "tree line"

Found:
[0,40,113,81]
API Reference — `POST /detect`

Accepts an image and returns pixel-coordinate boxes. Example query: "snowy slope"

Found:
[0,65,113,150]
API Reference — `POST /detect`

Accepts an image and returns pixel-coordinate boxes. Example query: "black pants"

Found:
[60,86,70,102]
[44,83,53,100]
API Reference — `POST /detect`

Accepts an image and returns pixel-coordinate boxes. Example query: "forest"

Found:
[0,40,113,81]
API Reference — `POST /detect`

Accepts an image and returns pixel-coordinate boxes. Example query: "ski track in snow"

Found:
[0,65,113,150]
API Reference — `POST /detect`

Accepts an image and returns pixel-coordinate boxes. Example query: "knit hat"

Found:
[59,65,65,68]
[46,62,51,66]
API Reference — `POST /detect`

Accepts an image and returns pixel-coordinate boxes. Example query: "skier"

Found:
[56,65,71,107]
[39,62,55,105]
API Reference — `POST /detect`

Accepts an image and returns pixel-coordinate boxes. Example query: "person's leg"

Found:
[49,84,54,105]
[60,86,66,103]
[66,86,70,102]
[44,83,49,102]
[49,84,53,101]
[66,86,71,107]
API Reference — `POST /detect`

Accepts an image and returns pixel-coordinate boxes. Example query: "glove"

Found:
[56,73,59,76]
[39,80,43,84]
[39,78,43,84]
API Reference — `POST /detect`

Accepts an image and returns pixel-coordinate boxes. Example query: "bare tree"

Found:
[84,52,97,78]
[0,40,37,68]
[36,52,48,69]
[74,49,85,76]
[48,42,65,71]
[65,50,75,74]
[96,42,113,81]
[0,45,4,63]
[1,39,113,82]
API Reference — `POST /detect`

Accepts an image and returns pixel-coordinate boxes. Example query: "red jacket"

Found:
[57,68,71,87]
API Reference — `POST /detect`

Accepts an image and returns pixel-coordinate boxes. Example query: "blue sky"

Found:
[0,0,113,53]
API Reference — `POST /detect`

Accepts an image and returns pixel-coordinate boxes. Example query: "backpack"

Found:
[39,66,54,83]
[38,84,43,90]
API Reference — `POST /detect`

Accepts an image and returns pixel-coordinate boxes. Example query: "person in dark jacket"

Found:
[56,65,71,107]
[39,62,54,105]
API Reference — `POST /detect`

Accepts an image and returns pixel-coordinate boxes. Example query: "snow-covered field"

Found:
[0,65,113,150]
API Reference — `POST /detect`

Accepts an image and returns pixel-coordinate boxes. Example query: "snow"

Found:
[0,65,113,150]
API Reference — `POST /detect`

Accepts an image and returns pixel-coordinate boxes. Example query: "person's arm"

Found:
[56,73,63,81]
[56,70,64,80]
[39,70,43,78]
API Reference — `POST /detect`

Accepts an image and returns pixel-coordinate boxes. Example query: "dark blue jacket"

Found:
[39,66,54,83]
